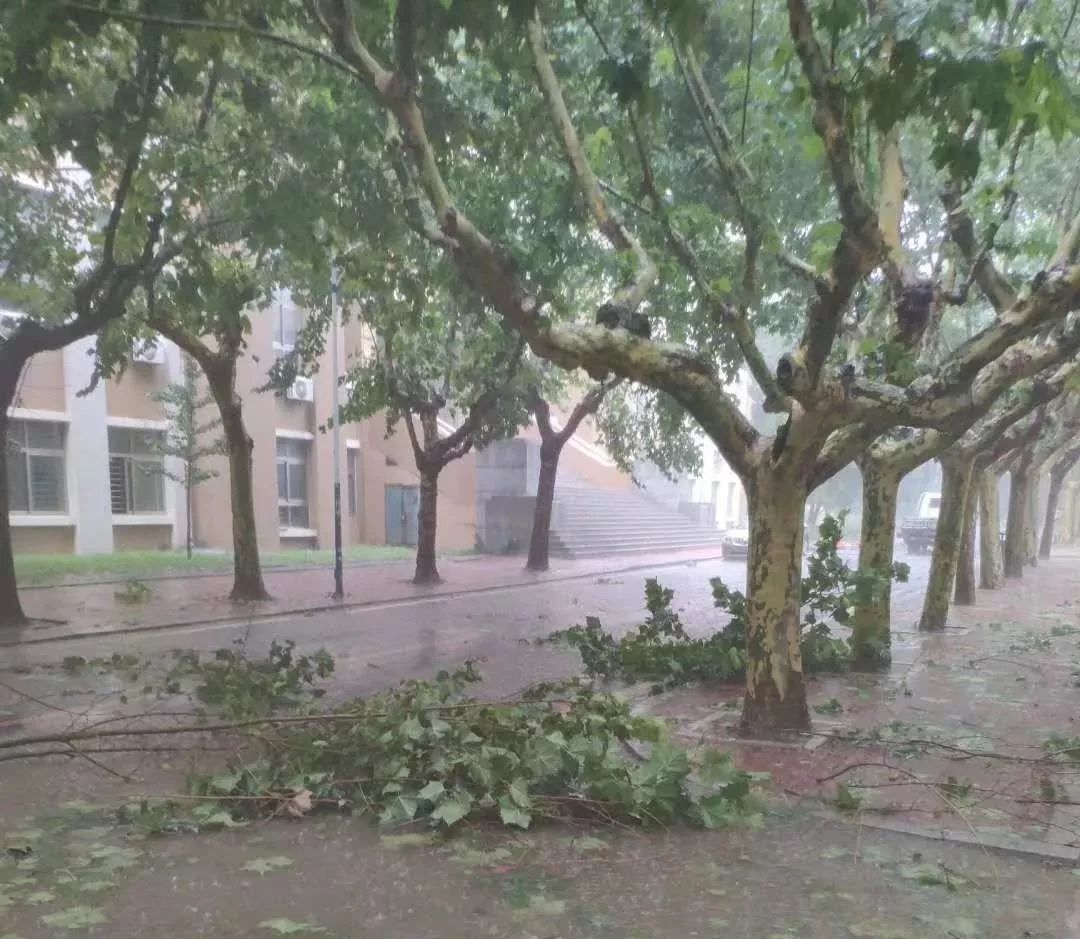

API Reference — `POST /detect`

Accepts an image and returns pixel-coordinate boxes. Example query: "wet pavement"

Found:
[8,547,739,646]
[4,548,1080,938]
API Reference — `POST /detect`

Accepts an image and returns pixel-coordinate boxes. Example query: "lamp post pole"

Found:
[330,262,344,600]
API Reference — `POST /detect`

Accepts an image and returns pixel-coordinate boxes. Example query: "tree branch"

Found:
[527,12,656,312]
[62,1,361,79]
[941,184,1018,313]
[624,108,788,412]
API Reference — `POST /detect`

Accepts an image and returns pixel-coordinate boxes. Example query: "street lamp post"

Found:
[330,262,344,600]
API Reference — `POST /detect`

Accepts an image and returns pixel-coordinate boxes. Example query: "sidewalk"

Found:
[640,549,1080,860]
[7,547,728,646]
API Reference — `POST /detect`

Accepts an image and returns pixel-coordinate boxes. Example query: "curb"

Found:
[2,551,728,649]
[842,815,1080,865]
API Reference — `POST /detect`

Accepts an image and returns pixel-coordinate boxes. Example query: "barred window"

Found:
[108,427,165,514]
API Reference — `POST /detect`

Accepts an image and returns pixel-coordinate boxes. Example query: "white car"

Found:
[722,528,750,559]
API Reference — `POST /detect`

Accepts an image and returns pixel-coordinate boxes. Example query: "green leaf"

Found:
[241,856,294,876]
[379,795,420,825]
[507,778,531,809]
[39,906,107,929]
[209,771,242,793]
[498,797,532,829]
[417,780,445,802]
[513,895,566,917]
[87,845,142,871]
[571,836,609,853]
[258,919,327,935]
[400,716,425,740]
[76,880,117,893]
[197,811,246,830]
[800,134,825,161]
[430,793,473,827]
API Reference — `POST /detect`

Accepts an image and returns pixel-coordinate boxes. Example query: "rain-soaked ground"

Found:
[3,784,1079,938]
[3,553,1080,936]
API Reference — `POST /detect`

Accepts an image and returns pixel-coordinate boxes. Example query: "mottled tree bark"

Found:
[740,468,811,736]
[1025,476,1039,566]
[414,465,441,585]
[850,457,901,670]
[1039,467,1067,559]
[526,442,559,572]
[953,472,978,605]
[977,470,1004,589]
[207,369,269,603]
[919,455,973,631]
[1004,464,1032,578]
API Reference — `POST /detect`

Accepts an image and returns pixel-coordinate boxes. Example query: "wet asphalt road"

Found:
[3,549,932,700]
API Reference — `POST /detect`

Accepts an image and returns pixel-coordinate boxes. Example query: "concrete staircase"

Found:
[549,484,728,559]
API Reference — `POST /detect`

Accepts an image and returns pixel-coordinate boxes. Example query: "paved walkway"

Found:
[641,548,1080,860]
[7,547,731,646]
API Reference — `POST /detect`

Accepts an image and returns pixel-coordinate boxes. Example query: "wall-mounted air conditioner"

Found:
[287,376,315,403]
[132,338,165,365]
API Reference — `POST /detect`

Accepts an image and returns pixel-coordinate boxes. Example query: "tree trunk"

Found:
[1025,476,1039,566]
[977,470,1004,589]
[207,370,269,602]
[0,391,28,628]
[919,455,972,631]
[526,439,560,572]
[1004,467,1031,578]
[953,470,977,606]
[850,457,901,670]
[740,468,810,736]
[414,465,441,585]
[1039,467,1067,560]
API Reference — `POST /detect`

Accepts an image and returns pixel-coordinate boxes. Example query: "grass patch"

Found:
[14,545,416,586]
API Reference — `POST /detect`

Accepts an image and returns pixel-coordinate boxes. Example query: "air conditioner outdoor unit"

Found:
[132,338,165,365]
[287,376,315,403]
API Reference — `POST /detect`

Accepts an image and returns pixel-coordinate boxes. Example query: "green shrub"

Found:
[548,514,908,690]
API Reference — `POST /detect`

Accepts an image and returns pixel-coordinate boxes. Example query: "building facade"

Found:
[5,296,480,556]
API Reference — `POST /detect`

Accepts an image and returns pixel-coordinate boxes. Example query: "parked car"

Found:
[900,491,941,555]
[722,527,750,559]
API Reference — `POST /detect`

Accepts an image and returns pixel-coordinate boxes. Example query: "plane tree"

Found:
[64,0,1080,732]
[0,9,229,625]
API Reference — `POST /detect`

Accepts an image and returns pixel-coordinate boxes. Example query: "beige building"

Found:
[6,293,751,557]
[5,295,488,557]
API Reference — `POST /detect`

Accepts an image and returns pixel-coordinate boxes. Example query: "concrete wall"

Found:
[105,362,169,419]
[10,300,627,559]
[12,526,74,554]
[113,525,173,551]
[13,350,65,412]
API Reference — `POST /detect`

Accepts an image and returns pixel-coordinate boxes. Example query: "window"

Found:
[277,437,309,529]
[6,419,67,513]
[108,427,165,514]
[347,449,359,517]
[273,289,299,354]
